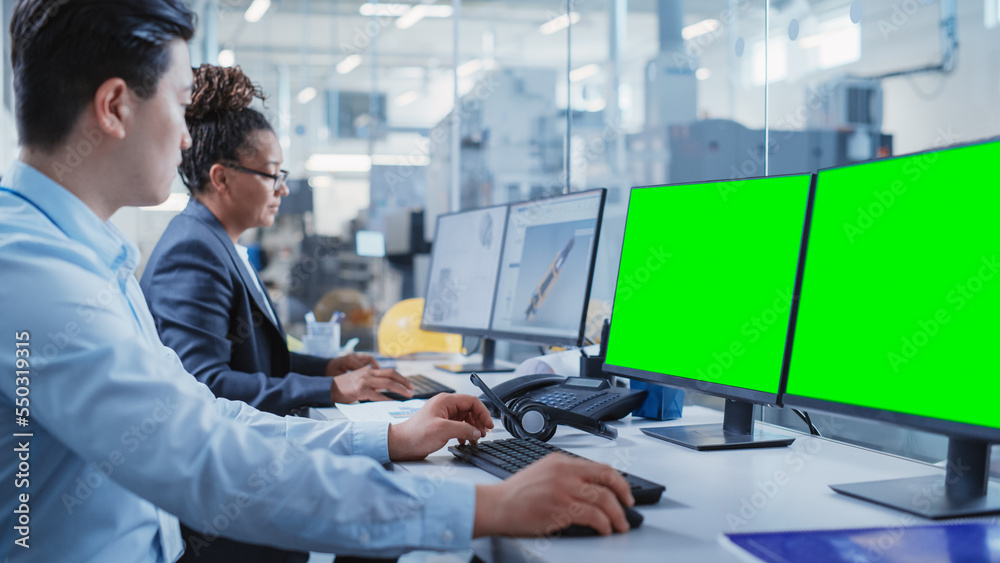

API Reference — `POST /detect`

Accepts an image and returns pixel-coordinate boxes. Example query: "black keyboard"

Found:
[449,437,665,505]
[383,374,455,401]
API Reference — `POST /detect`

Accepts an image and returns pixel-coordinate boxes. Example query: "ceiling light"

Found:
[371,155,430,166]
[360,3,411,16]
[396,5,428,29]
[308,176,335,189]
[395,90,419,107]
[218,49,235,67]
[297,87,318,104]
[244,0,271,23]
[569,63,600,82]
[359,3,453,18]
[456,59,483,77]
[306,154,432,172]
[336,54,362,75]
[540,12,581,35]
[307,154,372,173]
[696,68,711,80]
[682,18,722,40]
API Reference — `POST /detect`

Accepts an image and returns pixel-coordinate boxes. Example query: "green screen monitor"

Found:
[783,139,1000,518]
[604,174,812,450]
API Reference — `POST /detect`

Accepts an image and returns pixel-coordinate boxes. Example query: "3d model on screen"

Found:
[524,236,575,322]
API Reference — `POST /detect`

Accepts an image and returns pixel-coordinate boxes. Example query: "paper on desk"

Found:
[514,344,600,377]
[335,399,426,424]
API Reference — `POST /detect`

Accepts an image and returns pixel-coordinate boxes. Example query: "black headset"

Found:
[471,373,618,442]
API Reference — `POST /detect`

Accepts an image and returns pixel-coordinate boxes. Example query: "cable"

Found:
[792,409,821,437]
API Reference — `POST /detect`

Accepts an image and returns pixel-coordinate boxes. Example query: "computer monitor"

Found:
[603,174,812,450]
[488,188,607,347]
[421,203,513,372]
[783,139,1000,518]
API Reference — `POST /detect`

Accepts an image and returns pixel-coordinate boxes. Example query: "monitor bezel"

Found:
[781,138,1000,443]
[486,188,608,348]
[419,202,511,338]
[602,173,815,407]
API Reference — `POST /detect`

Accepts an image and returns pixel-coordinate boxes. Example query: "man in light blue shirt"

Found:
[0,1,634,561]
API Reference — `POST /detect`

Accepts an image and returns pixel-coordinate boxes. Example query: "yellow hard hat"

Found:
[377,298,463,357]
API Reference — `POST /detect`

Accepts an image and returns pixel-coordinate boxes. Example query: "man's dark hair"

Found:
[10,0,196,150]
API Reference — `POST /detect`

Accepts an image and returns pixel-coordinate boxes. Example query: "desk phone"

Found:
[479,374,647,422]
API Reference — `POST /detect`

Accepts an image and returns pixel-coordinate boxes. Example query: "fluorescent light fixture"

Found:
[306,154,432,172]
[696,68,712,80]
[297,87,318,104]
[396,5,428,29]
[308,176,335,189]
[456,59,484,77]
[395,90,419,107]
[799,16,861,69]
[307,154,372,173]
[569,63,600,82]
[682,18,722,40]
[336,54,362,74]
[218,49,235,67]
[360,3,411,16]
[360,3,452,17]
[370,155,430,166]
[244,0,271,23]
[140,193,189,212]
[540,12,581,35]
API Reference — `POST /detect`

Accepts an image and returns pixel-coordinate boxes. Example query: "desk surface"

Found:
[316,359,993,563]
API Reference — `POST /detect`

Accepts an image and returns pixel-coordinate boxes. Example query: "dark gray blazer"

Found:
[141,198,332,416]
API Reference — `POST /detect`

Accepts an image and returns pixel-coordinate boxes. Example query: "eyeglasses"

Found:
[222,162,289,192]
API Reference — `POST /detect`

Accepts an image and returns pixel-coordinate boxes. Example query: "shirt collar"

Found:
[0,160,140,278]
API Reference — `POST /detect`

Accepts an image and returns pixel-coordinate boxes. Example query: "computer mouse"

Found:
[558,506,643,537]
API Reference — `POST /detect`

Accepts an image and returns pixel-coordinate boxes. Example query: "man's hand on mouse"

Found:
[473,453,635,537]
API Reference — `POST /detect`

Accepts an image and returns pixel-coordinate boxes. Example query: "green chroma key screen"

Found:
[786,140,1000,429]
[606,175,811,395]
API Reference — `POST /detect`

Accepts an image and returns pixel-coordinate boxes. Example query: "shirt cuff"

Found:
[352,421,391,464]
[414,479,476,551]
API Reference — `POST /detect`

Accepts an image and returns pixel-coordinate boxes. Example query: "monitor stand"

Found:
[640,399,795,451]
[435,338,515,373]
[830,437,1000,519]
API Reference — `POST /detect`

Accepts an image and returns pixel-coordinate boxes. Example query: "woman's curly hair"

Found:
[179,64,273,195]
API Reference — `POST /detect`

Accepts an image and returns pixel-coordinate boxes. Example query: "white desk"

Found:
[315,359,993,562]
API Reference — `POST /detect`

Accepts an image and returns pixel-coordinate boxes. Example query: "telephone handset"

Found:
[478,373,647,422]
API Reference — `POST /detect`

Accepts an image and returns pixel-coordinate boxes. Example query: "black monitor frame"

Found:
[419,202,515,372]
[603,174,815,451]
[419,202,510,338]
[486,188,608,349]
[781,139,1000,518]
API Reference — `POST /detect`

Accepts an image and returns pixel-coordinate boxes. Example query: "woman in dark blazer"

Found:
[141,64,413,563]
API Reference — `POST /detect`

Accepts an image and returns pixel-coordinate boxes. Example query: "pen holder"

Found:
[303,319,341,357]
[630,380,684,420]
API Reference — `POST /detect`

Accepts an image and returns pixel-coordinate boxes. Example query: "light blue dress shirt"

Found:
[0,161,474,562]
